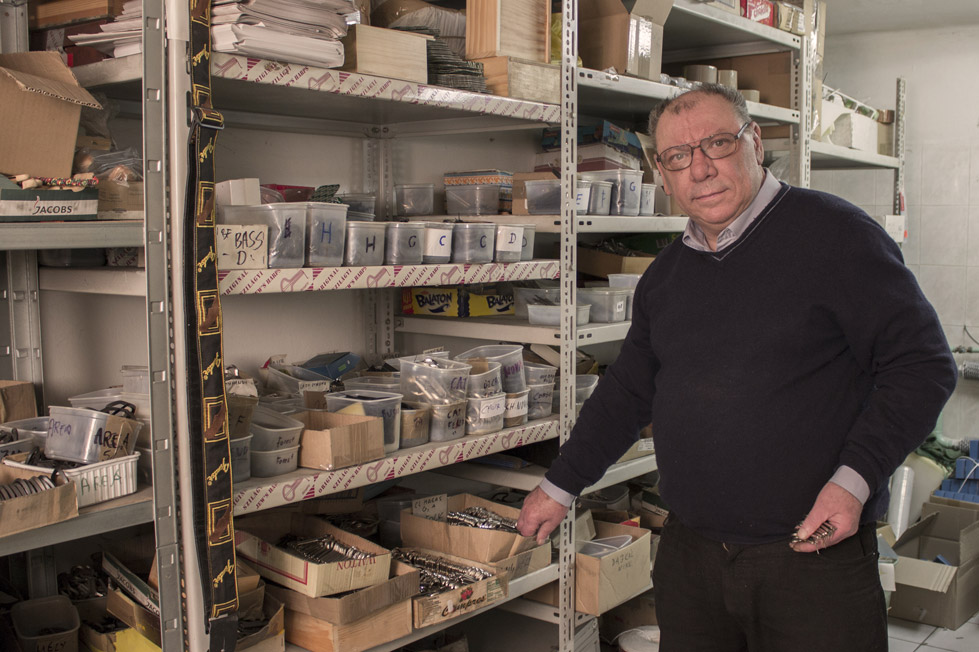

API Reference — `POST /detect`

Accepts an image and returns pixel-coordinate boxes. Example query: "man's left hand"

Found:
[790,481,862,553]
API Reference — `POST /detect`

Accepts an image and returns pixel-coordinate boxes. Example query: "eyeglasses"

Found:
[655,122,752,171]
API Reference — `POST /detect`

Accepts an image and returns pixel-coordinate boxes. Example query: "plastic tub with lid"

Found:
[217,203,306,268]
[394,183,435,216]
[251,445,300,477]
[423,221,454,263]
[249,405,304,451]
[345,221,386,266]
[494,224,524,263]
[445,184,500,215]
[385,222,426,265]
[586,180,613,215]
[451,222,496,264]
[578,287,630,323]
[306,202,347,266]
[455,344,526,393]
[326,390,403,453]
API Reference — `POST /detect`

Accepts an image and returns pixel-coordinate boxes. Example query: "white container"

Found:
[399,357,472,404]
[527,383,554,420]
[249,405,304,451]
[526,302,591,325]
[399,403,431,449]
[306,202,347,266]
[524,362,557,385]
[446,184,501,215]
[451,222,496,263]
[578,287,630,323]
[525,179,561,214]
[639,183,657,215]
[395,183,435,216]
[345,221,386,266]
[5,453,140,508]
[466,393,506,435]
[423,222,454,263]
[466,360,502,398]
[343,376,402,393]
[385,222,426,265]
[576,374,599,403]
[428,400,466,442]
[609,273,642,320]
[519,224,536,260]
[575,179,593,214]
[327,390,402,453]
[251,445,300,477]
[230,434,252,482]
[513,285,559,319]
[494,224,524,263]
[456,345,526,393]
[11,595,79,652]
[618,626,661,652]
[587,180,613,215]
[581,169,644,216]
[121,365,150,394]
[217,203,307,268]
[337,193,376,214]
[504,389,530,427]
[45,406,142,464]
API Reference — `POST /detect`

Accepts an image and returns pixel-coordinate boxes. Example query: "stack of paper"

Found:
[68,0,142,58]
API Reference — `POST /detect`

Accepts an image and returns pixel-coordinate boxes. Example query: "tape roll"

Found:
[718,69,738,90]
[682,64,718,84]
[740,89,761,103]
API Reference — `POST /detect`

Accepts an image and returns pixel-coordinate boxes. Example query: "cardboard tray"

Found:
[0,463,77,538]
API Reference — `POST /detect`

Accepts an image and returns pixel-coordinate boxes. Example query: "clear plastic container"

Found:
[217,203,307,268]
[527,383,554,420]
[428,400,466,442]
[525,179,561,214]
[337,193,376,214]
[466,393,506,435]
[344,376,402,393]
[586,180,613,215]
[640,183,657,216]
[0,417,48,452]
[327,390,403,453]
[445,184,501,215]
[575,374,600,403]
[524,362,557,385]
[423,222,454,263]
[121,365,150,394]
[11,595,79,652]
[248,405,304,451]
[466,360,502,398]
[399,357,472,404]
[251,445,299,477]
[575,179,593,215]
[526,302,591,326]
[577,287,630,323]
[518,223,536,261]
[494,224,524,263]
[265,365,331,395]
[386,351,449,371]
[451,222,496,263]
[347,211,375,221]
[456,345,526,393]
[230,434,252,482]
[581,170,644,216]
[385,222,426,265]
[513,285,559,319]
[394,183,435,216]
[306,202,348,266]
[400,403,431,448]
[45,406,142,464]
[504,389,530,427]
[344,221,386,266]
[609,273,642,320]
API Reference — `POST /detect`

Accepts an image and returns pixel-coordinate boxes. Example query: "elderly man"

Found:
[517,84,956,651]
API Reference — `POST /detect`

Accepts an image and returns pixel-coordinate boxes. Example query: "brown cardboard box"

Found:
[98,180,144,212]
[579,0,673,81]
[599,588,657,641]
[888,500,979,630]
[488,543,552,581]
[404,549,509,628]
[474,56,560,104]
[699,52,793,108]
[0,52,101,178]
[236,593,286,651]
[80,622,163,652]
[400,493,536,563]
[466,0,551,63]
[0,463,77,536]
[107,588,161,646]
[284,597,413,652]
[28,0,124,29]
[339,25,431,84]
[0,380,37,423]
[296,411,385,472]
[235,512,392,598]
[577,246,656,278]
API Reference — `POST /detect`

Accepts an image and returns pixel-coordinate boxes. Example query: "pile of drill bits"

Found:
[279,533,376,564]
[790,521,837,546]
[393,548,492,596]
[447,506,519,533]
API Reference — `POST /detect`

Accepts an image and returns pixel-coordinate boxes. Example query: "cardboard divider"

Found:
[296,410,385,471]
[0,463,78,537]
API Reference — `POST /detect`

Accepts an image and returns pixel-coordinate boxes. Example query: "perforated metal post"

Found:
[893,78,907,214]
[789,0,814,188]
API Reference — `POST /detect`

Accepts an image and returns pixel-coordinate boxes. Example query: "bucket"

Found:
[587,180,613,215]
[451,222,496,263]
[344,221,386,266]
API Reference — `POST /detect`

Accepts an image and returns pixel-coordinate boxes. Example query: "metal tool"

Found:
[392,548,492,595]
[279,534,375,564]
[790,521,837,546]
[446,506,519,533]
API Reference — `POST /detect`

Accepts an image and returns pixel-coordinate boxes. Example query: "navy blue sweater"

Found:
[547,184,957,544]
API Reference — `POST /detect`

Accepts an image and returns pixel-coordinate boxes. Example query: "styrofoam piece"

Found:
[456,344,526,393]
[451,222,496,263]
[5,453,140,507]
[327,390,403,453]
[395,183,435,216]
[251,445,300,477]
[494,224,524,263]
[518,223,536,261]
[578,287,629,323]
[306,202,347,266]
[446,184,500,215]
[525,179,561,214]
[249,405,304,451]
[385,222,426,265]
[345,221,386,266]
[423,222,454,263]
[466,393,506,435]
[230,434,252,482]
[218,203,307,268]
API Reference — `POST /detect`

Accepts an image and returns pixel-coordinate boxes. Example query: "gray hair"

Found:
[647,84,752,154]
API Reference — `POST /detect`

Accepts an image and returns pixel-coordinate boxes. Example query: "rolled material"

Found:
[887,465,915,538]
[718,69,738,90]
[741,89,761,103]
[683,64,718,84]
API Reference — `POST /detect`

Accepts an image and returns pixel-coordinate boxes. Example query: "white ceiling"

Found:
[823,0,979,35]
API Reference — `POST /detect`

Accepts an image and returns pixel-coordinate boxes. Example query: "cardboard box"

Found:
[296,411,385,472]
[237,593,286,651]
[775,1,806,34]
[741,0,776,24]
[400,493,536,563]
[103,550,160,616]
[267,563,420,625]
[699,52,793,108]
[534,142,641,174]
[577,246,656,278]
[466,0,551,63]
[0,175,100,222]
[888,501,979,630]
[107,588,161,646]
[541,120,644,160]
[0,463,77,537]
[0,52,101,178]
[488,543,552,581]
[579,0,673,81]
[0,380,37,422]
[235,513,392,598]
[81,622,163,652]
[527,520,652,615]
[340,25,430,84]
[400,287,515,318]
[98,180,144,212]
[829,111,878,153]
[599,588,657,641]
[28,0,124,29]
[284,597,413,652]
[403,548,509,628]
[475,56,560,104]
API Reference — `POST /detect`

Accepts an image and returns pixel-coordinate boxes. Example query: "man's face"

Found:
[654,95,765,239]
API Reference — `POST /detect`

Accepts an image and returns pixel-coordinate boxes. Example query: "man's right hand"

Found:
[517,486,571,545]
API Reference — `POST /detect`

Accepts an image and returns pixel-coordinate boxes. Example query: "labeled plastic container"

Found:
[466,360,502,398]
[251,445,300,477]
[265,365,332,395]
[326,390,402,453]
[344,221,386,266]
[446,184,501,215]
[527,383,555,420]
[578,287,630,323]
[385,222,426,265]
[428,400,466,442]
[575,179,593,214]
[494,224,524,263]
[586,180,613,215]
[527,302,591,326]
[423,222,454,263]
[45,406,142,464]
[524,362,557,386]
[337,193,376,214]
[466,393,506,435]
[5,453,140,508]
[218,203,307,268]
[11,595,79,652]
[249,405,304,451]
[400,403,431,448]
[639,183,657,216]
[306,202,348,266]
[576,374,600,403]
[609,273,642,320]
[456,345,526,393]
[582,170,643,216]
[513,286,559,319]
[230,434,252,482]
[394,183,435,216]
[519,224,536,260]
[344,376,402,393]
[525,179,561,214]
[504,389,530,427]
[0,416,49,448]
[399,357,471,404]
[451,222,496,263]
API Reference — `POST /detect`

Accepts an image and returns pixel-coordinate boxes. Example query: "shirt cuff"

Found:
[539,478,576,507]
[830,465,871,505]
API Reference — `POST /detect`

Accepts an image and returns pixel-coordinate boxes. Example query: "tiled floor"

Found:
[889,613,979,651]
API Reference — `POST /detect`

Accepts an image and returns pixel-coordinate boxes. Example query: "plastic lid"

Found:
[347,220,385,231]
[524,179,560,186]
[396,183,434,189]
[452,222,496,230]
[386,222,427,230]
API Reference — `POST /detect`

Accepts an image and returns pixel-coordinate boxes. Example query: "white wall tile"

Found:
[918,265,967,325]
[921,142,971,205]
[971,141,979,204]
[810,170,835,194]
[834,169,877,206]
[918,205,970,266]
[969,205,979,268]
[903,207,921,266]
[943,367,979,440]
[968,266,979,328]
[904,143,922,207]
[886,639,917,652]
[876,168,898,207]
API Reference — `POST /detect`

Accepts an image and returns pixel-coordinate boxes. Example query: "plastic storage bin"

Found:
[399,403,431,448]
[230,434,252,482]
[306,202,347,266]
[527,383,554,420]
[524,362,557,385]
[575,180,593,214]
[456,345,526,393]
[121,365,150,394]
[581,170,643,216]
[513,285,559,319]
[428,400,466,442]
[5,453,140,508]
[494,224,524,263]
[337,193,376,214]
[586,180,613,215]
[609,273,642,320]
[45,406,142,464]
[465,393,506,435]
[504,389,529,427]
[527,302,591,326]
[218,203,307,268]
[11,595,79,652]
[394,183,435,216]
[423,222,454,263]
[327,390,402,453]
[640,183,657,215]
[446,184,500,215]
[0,416,49,447]
[344,376,402,393]
[265,365,331,395]
[249,406,304,451]
[576,374,600,403]
[578,287,630,323]
[345,221,386,266]
[451,222,496,263]
[466,360,502,398]
[519,223,536,260]
[385,222,426,265]
[399,357,471,404]
[251,445,299,477]
[525,179,561,214]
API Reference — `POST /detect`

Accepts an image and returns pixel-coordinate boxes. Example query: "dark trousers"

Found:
[653,515,887,652]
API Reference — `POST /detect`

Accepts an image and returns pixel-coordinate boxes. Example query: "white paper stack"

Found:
[68,0,142,58]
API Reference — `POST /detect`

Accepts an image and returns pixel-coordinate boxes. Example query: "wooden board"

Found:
[466,0,550,63]
[475,56,560,105]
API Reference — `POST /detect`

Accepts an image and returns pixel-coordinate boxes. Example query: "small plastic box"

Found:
[527,383,554,420]
[344,221,386,266]
[504,389,530,427]
[445,184,501,215]
[494,224,524,263]
[524,362,557,385]
[45,406,142,464]
[466,393,506,435]
[451,222,496,264]
[428,400,466,442]
[395,183,435,216]
[399,357,472,404]
[344,376,402,393]
[423,222,454,263]
[306,202,347,266]
[218,203,307,268]
[466,360,502,398]
[11,595,79,652]
[248,406,304,451]
[337,193,376,214]
[640,183,657,215]
[609,273,642,320]
[514,286,559,319]
[581,170,644,216]
[518,223,536,260]
[527,302,591,326]
[385,222,426,265]
[230,434,252,482]
[586,180,613,215]
[326,390,403,454]
[251,445,300,477]
[575,180,593,214]
[575,374,599,402]
[525,179,561,214]
[456,345,526,393]
[578,287,630,323]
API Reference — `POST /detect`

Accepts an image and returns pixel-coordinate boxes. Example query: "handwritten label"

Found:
[424,227,453,256]
[478,397,506,419]
[217,224,268,269]
[505,393,528,417]
[226,378,258,397]
[638,438,655,452]
[413,494,447,521]
[299,380,332,393]
[495,226,523,253]
[423,346,448,355]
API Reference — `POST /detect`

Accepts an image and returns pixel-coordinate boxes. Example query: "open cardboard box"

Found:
[284,594,413,652]
[579,0,673,81]
[488,542,552,581]
[235,512,392,597]
[296,410,385,472]
[400,493,536,564]
[0,462,77,537]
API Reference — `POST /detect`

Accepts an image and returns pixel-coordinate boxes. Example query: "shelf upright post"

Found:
[893,78,907,215]
[559,1,578,651]
[0,0,28,53]
[4,250,43,409]
[789,0,813,188]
